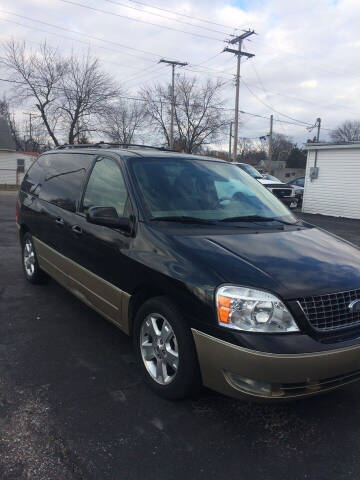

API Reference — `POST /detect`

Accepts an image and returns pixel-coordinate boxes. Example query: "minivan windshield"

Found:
[130,158,296,224]
[237,163,263,179]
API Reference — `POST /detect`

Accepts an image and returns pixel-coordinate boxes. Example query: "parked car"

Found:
[288,176,305,207]
[17,144,360,401]
[236,163,297,209]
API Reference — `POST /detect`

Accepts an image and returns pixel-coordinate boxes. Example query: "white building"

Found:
[0,116,38,186]
[303,142,360,219]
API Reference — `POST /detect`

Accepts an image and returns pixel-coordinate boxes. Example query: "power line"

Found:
[0,16,243,81]
[0,20,172,86]
[126,65,166,89]
[190,52,224,67]
[120,64,166,85]
[247,69,357,115]
[129,68,169,89]
[0,9,164,59]
[102,0,230,36]
[0,77,335,132]
[242,79,313,126]
[109,0,242,30]
[57,0,225,42]
[0,17,158,66]
[249,63,287,136]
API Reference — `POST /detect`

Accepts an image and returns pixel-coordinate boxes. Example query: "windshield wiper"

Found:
[150,215,218,225]
[219,215,298,226]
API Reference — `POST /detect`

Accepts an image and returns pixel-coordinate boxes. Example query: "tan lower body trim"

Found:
[192,329,360,399]
[33,237,131,334]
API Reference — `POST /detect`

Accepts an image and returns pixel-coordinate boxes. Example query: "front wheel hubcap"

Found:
[140,313,179,385]
[24,239,35,277]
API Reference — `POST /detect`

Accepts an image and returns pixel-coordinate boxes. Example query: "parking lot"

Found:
[1,189,360,480]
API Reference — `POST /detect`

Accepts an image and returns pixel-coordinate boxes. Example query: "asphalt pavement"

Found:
[1,190,360,480]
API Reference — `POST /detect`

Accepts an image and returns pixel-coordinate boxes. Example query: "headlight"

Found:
[216,285,299,333]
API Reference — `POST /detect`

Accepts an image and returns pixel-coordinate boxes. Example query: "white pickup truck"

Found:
[236,163,298,209]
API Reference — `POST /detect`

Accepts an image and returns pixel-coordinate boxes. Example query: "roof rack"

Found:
[55,142,175,152]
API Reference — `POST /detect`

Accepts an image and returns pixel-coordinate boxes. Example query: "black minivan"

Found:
[17,144,360,401]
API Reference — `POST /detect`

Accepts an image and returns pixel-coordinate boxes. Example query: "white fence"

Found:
[0,168,24,185]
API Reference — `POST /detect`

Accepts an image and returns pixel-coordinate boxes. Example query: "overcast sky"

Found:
[0,0,359,147]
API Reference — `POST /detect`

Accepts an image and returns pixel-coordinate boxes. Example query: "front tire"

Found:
[22,232,49,284]
[133,296,201,399]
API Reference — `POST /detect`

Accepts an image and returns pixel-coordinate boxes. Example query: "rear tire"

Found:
[22,232,49,284]
[133,296,201,399]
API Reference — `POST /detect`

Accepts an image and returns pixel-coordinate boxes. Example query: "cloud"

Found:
[299,80,318,89]
[0,0,359,145]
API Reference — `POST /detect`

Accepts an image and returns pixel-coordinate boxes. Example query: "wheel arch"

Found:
[19,223,30,243]
[128,285,167,335]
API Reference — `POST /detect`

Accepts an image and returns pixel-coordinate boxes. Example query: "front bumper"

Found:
[192,329,360,400]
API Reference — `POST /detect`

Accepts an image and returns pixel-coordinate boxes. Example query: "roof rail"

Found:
[55,142,175,152]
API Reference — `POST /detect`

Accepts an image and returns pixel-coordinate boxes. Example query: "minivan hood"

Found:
[179,226,360,300]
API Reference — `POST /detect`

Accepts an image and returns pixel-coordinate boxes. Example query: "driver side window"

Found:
[81,157,128,216]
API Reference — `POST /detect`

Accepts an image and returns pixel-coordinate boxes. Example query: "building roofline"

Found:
[304,141,360,150]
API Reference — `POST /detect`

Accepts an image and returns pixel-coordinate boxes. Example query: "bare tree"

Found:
[102,100,146,144]
[142,75,228,153]
[1,41,121,146]
[141,83,171,147]
[1,40,66,146]
[330,120,360,142]
[58,52,120,144]
[237,137,253,158]
[270,133,293,163]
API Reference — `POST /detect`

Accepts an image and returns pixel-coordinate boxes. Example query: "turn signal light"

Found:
[217,295,231,324]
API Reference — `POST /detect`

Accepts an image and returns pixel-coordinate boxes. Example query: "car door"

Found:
[26,152,93,289]
[65,155,135,330]
[36,152,93,253]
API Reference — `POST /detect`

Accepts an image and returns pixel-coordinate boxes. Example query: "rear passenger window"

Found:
[22,157,46,196]
[81,157,128,216]
[39,154,92,212]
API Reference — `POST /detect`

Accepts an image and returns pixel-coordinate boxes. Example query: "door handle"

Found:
[55,217,65,226]
[72,225,83,235]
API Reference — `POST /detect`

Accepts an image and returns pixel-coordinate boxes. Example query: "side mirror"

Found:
[86,206,132,232]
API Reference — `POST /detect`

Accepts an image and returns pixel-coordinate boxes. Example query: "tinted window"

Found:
[131,158,295,222]
[81,157,128,216]
[39,153,92,212]
[21,157,46,195]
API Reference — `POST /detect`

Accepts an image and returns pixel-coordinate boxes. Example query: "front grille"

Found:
[299,288,360,331]
[270,188,293,198]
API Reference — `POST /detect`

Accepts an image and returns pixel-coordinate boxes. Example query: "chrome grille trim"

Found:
[298,288,360,331]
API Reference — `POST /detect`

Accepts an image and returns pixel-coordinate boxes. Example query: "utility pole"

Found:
[228,121,233,161]
[307,117,321,171]
[223,30,255,162]
[159,59,188,150]
[316,117,321,143]
[268,114,273,173]
[23,112,36,151]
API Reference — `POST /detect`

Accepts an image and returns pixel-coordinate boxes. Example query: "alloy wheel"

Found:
[140,313,179,385]
[23,239,35,277]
